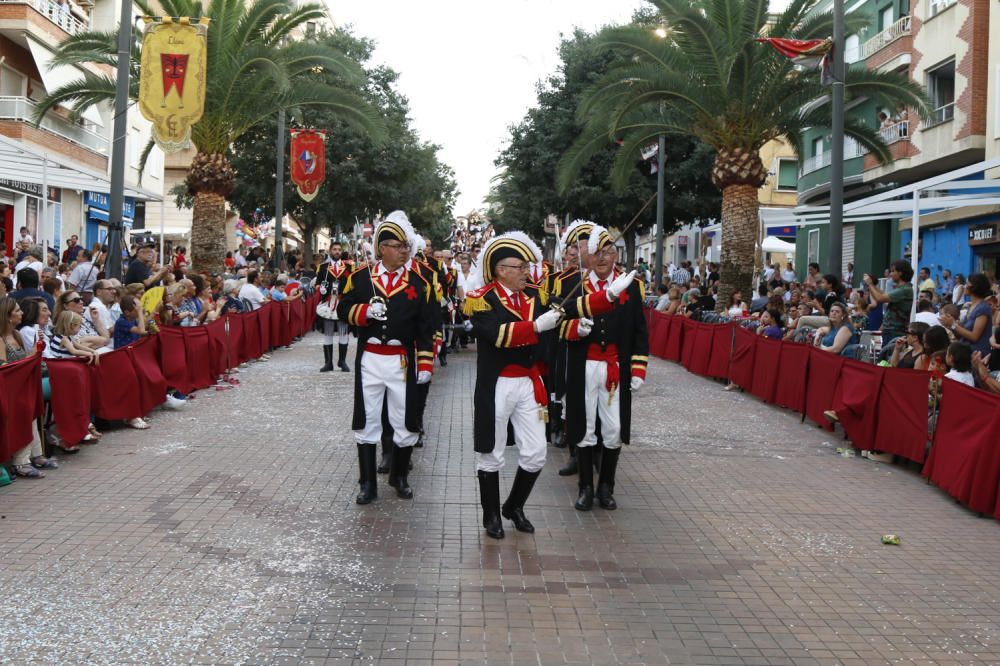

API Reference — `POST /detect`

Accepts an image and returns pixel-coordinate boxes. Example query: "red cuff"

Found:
[585,292,614,317]
[418,360,434,373]
[565,319,584,341]
[509,321,539,347]
[631,365,647,380]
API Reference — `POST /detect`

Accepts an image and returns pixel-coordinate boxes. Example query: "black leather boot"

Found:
[377,437,393,474]
[558,441,578,476]
[594,440,604,471]
[356,443,377,505]
[596,447,621,510]
[477,470,504,539]
[337,343,350,371]
[501,467,541,533]
[388,445,414,499]
[549,403,565,447]
[574,446,594,511]
[320,344,334,372]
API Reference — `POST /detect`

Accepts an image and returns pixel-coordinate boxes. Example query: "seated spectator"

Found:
[238,270,268,311]
[682,288,704,320]
[157,283,191,327]
[813,302,857,354]
[13,245,44,282]
[16,297,50,355]
[43,276,62,304]
[654,284,670,311]
[890,322,929,369]
[918,325,950,372]
[220,279,246,314]
[971,351,1000,393]
[269,275,288,301]
[940,272,992,356]
[757,309,783,340]
[55,291,109,351]
[767,287,786,317]
[797,273,844,331]
[46,311,99,365]
[113,295,148,349]
[177,278,202,327]
[86,279,119,352]
[944,342,974,387]
[913,298,939,327]
[726,290,747,318]
[9,267,55,311]
[749,283,768,313]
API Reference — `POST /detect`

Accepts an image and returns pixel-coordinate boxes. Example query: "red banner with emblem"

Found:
[289,128,327,202]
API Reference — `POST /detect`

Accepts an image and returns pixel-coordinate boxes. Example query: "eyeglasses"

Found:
[596,247,618,258]
[497,262,529,271]
[68,297,83,304]
[381,242,410,251]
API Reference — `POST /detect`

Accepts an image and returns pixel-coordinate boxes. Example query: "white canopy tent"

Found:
[761,236,796,254]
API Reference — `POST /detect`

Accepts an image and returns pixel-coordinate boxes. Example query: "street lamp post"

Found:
[653,135,666,288]
[273,109,286,271]
[104,0,134,281]
[828,0,846,279]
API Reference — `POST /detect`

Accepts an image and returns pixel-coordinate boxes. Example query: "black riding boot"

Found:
[477,470,505,539]
[377,436,393,474]
[596,447,621,510]
[356,443,377,505]
[558,440,578,476]
[549,403,565,447]
[574,446,594,511]
[388,445,414,499]
[337,343,350,371]
[501,467,541,533]
[319,345,334,372]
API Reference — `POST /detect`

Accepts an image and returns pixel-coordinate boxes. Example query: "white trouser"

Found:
[354,350,418,447]
[477,377,546,473]
[579,360,622,450]
[322,319,350,345]
[12,422,43,466]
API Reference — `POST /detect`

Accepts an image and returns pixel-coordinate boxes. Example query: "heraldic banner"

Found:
[289,128,327,202]
[138,17,210,153]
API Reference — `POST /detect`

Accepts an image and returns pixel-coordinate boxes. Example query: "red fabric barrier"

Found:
[129,336,167,415]
[91,346,144,420]
[749,336,782,403]
[873,368,929,463]
[184,326,215,390]
[228,312,248,365]
[158,326,194,394]
[665,315,684,362]
[831,360,884,451]
[706,324,734,380]
[773,342,809,413]
[0,356,44,459]
[240,310,262,360]
[290,299,305,339]
[46,358,93,445]
[269,301,287,348]
[257,304,272,355]
[688,323,713,376]
[924,379,1000,514]
[803,347,844,431]
[649,313,668,359]
[680,319,697,370]
[729,327,757,390]
[205,318,230,376]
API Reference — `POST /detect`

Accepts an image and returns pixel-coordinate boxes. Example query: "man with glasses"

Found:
[338,211,436,505]
[86,279,120,353]
[465,230,636,539]
[561,225,649,512]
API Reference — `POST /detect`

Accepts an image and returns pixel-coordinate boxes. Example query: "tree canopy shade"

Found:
[491,27,719,261]
[228,29,458,261]
[556,0,931,307]
[33,0,385,272]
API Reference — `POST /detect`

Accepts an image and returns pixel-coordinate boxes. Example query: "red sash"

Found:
[587,343,620,392]
[499,364,548,407]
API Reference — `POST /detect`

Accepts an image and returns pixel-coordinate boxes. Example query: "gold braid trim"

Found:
[463,294,492,316]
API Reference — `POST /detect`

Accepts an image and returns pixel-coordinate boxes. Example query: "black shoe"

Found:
[439,357,448,367]
[377,438,393,474]
[575,446,595,511]
[558,441,578,476]
[415,426,425,448]
[388,445,414,499]
[356,443,377,504]
[597,447,620,509]
[477,470,505,539]
[337,344,350,372]
[320,345,334,373]
[501,467,541,533]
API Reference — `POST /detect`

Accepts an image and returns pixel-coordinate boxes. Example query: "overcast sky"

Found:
[325,0,648,216]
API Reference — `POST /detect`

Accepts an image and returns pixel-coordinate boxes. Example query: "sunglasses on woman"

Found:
[68,297,83,304]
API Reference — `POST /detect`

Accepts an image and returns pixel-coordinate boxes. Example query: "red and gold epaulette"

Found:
[463,283,495,315]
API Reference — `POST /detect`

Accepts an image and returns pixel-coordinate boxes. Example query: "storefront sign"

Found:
[968,222,999,246]
[0,178,60,201]
[85,191,136,220]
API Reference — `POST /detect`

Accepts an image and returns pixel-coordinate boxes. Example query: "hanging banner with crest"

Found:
[289,128,327,202]
[138,17,210,153]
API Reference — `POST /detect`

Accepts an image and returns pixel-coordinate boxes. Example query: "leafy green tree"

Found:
[229,28,457,262]
[34,0,384,272]
[492,27,719,263]
[557,0,930,307]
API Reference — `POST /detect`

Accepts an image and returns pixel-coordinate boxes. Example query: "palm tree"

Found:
[33,0,384,272]
[557,0,930,308]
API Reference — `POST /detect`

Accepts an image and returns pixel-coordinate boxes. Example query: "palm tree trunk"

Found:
[717,183,758,312]
[190,191,227,273]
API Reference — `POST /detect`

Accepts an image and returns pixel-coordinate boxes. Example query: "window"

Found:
[812,137,824,157]
[929,0,957,17]
[844,34,860,64]
[879,5,893,30]
[305,21,316,36]
[775,159,799,190]
[0,67,25,97]
[808,229,820,266]
[927,59,955,125]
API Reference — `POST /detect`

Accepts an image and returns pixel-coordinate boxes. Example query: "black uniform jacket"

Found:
[467,280,616,454]
[547,267,581,400]
[561,269,649,446]
[316,259,354,304]
[337,264,436,433]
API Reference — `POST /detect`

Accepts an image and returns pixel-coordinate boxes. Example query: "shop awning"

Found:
[0,134,161,201]
[761,236,796,253]
[27,38,104,128]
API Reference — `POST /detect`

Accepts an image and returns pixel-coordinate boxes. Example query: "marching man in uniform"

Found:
[337,213,436,504]
[316,242,354,372]
[466,231,636,539]
[560,224,648,511]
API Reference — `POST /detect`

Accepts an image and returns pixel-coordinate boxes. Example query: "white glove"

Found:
[319,284,327,295]
[607,270,637,301]
[367,301,387,321]
[417,370,432,384]
[631,376,644,391]
[534,309,561,333]
[576,317,593,337]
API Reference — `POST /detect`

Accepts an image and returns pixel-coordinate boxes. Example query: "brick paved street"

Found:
[3,333,1000,665]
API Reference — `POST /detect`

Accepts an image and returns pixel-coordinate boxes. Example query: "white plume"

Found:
[588,224,610,255]
[478,231,543,285]
[561,219,594,246]
[373,210,415,257]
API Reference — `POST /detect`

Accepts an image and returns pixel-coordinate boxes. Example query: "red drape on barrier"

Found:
[665,315,684,362]
[257,304,272,356]
[0,356,44,459]
[688,323,713,377]
[184,326,215,390]
[707,324,734,380]
[750,336,782,403]
[158,326,193,394]
[130,336,167,415]
[270,301,286,349]
[205,318,230,377]
[804,347,844,431]
[873,368,929,463]
[831,360,883,451]
[91,346,144,420]
[773,342,809,413]
[649,313,668,359]
[680,318,697,370]
[240,310,262,360]
[729,327,757,390]
[924,379,1000,514]
[290,299,305,339]
[46,358,93,445]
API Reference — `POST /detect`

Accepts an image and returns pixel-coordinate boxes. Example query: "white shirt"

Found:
[239,282,266,310]
[85,299,116,352]
[945,369,975,387]
[782,269,796,283]
[13,259,44,285]
[457,269,475,296]
[68,262,98,292]
[19,233,33,245]
[235,253,248,268]
[913,311,940,327]
[763,266,775,281]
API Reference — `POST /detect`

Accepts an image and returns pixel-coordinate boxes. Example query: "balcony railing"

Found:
[926,102,955,127]
[800,138,866,175]
[0,96,108,154]
[929,0,957,18]
[878,120,910,144]
[0,0,88,34]
[860,15,911,60]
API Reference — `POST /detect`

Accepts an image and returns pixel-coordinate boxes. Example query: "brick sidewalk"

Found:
[2,334,1000,665]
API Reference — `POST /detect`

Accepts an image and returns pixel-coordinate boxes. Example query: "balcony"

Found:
[0,0,87,35]
[928,0,957,18]
[800,138,866,175]
[926,103,955,127]
[0,96,107,154]
[878,120,910,144]
[860,16,911,60]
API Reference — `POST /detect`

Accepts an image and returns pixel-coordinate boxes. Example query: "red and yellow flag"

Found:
[289,128,327,202]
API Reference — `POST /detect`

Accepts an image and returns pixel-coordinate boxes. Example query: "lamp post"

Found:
[828,0,846,279]
[273,109,285,271]
[104,0,134,280]
[653,135,666,289]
